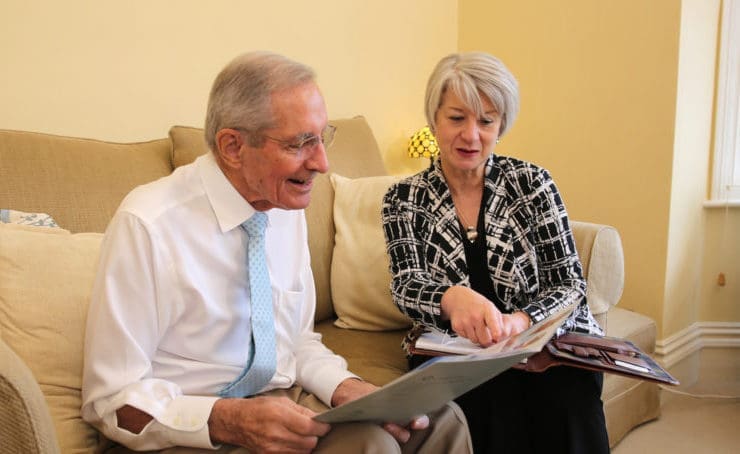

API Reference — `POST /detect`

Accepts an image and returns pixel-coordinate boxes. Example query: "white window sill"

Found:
[704,200,740,208]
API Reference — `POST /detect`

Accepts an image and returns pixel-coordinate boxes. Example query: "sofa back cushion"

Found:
[570,221,625,317]
[169,125,209,169]
[169,117,387,323]
[306,117,387,321]
[0,224,103,453]
[329,174,411,330]
[0,129,173,233]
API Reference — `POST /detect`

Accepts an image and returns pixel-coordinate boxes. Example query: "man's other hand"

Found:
[331,377,430,444]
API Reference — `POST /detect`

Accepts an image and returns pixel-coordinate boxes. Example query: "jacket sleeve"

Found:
[381,183,452,331]
[508,167,590,327]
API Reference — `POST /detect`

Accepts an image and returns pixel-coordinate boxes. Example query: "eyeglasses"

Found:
[232,125,336,157]
[248,124,336,157]
[264,124,336,155]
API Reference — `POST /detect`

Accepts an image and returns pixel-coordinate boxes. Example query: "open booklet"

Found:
[411,315,678,386]
[314,304,577,425]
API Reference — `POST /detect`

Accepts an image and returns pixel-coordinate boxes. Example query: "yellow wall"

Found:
[701,208,740,322]
[0,0,455,175]
[459,0,681,334]
[459,0,738,337]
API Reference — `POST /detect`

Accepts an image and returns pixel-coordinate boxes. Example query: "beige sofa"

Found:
[0,117,659,453]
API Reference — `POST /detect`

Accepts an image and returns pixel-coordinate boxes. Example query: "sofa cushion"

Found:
[330,174,411,331]
[603,307,656,355]
[0,129,172,233]
[0,224,102,453]
[600,306,660,446]
[315,320,408,386]
[307,117,388,323]
[169,125,209,169]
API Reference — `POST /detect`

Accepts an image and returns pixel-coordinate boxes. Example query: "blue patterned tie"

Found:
[219,212,277,398]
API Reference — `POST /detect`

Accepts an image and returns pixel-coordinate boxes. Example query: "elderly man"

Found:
[81,52,471,453]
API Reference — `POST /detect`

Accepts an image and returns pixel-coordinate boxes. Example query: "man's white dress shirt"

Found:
[81,152,355,451]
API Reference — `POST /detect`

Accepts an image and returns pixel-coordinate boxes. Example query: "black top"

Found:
[461,188,506,313]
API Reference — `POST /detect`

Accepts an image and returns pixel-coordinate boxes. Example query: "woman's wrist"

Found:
[515,310,532,329]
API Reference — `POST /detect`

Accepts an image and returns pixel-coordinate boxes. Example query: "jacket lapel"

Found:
[481,156,521,309]
[427,160,469,285]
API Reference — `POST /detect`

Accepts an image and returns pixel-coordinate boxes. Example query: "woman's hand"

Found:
[440,286,531,346]
[441,286,503,346]
[501,311,531,338]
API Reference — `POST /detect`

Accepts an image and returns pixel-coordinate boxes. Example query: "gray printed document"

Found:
[314,304,576,424]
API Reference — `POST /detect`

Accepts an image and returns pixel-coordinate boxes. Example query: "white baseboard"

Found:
[655,321,740,368]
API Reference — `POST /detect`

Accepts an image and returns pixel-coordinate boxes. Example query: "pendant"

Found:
[465,226,478,242]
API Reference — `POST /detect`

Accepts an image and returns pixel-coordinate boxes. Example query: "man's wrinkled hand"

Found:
[208,396,330,454]
[331,378,429,444]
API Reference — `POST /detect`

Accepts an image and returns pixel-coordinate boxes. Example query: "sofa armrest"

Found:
[570,221,625,319]
[0,339,60,454]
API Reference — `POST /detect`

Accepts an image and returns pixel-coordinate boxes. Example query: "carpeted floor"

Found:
[611,347,739,454]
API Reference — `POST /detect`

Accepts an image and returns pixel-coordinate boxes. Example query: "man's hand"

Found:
[331,378,429,444]
[208,396,331,454]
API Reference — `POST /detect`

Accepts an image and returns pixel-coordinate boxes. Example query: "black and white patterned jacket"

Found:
[382,155,603,352]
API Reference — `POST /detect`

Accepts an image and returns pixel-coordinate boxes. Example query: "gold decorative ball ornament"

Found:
[407,126,439,159]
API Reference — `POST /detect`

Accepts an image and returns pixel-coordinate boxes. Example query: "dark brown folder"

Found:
[515,333,679,385]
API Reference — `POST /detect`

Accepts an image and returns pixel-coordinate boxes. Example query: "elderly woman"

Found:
[382,52,609,454]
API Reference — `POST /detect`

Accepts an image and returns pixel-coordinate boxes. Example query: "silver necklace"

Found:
[457,209,478,243]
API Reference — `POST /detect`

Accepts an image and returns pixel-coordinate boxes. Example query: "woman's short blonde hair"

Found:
[425,52,519,137]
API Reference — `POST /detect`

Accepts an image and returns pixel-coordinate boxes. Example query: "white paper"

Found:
[615,359,650,373]
[414,331,481,355]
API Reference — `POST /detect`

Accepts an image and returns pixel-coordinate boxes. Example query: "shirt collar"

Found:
[196,152,267,233]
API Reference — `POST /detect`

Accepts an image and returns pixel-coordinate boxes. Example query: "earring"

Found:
[496,138,500,144]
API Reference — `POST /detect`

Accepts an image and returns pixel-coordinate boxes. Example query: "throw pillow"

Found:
[330,173,412,331]
[0,223,103,453]
[0,208,59,228]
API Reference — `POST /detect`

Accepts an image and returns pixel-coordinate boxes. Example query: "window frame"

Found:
[709,0,740,206]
